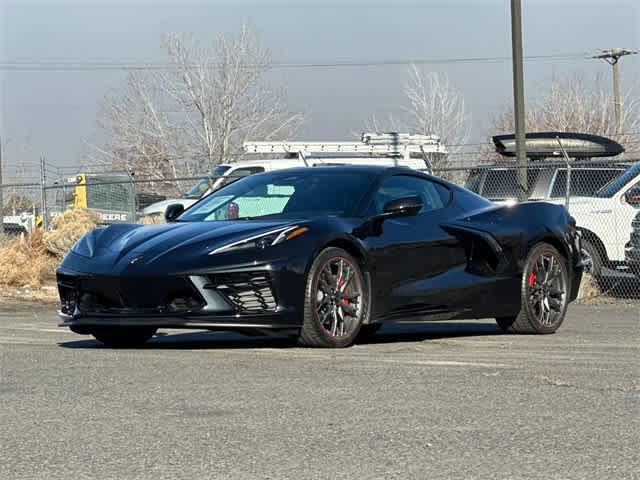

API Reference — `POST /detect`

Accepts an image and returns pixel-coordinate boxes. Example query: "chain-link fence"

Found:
[2,158,639,299]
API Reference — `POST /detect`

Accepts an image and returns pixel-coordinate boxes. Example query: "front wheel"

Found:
[298,247,368,347]
[497,242,569,334]
[92,327,157,347]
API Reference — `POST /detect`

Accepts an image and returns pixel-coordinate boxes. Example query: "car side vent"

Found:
[440,223,508,276]
[204,272,277,313]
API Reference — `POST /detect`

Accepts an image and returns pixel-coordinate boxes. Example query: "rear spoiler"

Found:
[493,132,624,159]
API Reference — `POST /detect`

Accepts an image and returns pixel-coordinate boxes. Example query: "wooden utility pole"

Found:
[510,0,527,201]
[591,48,639,132]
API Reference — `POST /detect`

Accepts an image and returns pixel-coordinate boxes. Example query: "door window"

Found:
[550,169,624,198]
[480,168,541,200]
[369,175,450,216]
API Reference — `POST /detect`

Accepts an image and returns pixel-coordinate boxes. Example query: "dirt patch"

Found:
[0,285,58,304]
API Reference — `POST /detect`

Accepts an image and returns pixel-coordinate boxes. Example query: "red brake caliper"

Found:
[336,276,349,305]
[528,271,536,288]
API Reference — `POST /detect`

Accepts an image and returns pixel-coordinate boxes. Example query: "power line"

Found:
[0,52,591,72]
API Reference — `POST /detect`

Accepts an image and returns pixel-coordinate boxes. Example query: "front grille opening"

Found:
[165,293,205,313]
[60,275,205,313]
[78,292,116,312]
[205,272,276,313]
[57,273,77,315]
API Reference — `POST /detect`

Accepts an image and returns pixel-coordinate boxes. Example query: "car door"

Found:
[362,174,467,318]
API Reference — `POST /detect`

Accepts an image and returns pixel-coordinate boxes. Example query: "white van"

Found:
[141,133,446,217]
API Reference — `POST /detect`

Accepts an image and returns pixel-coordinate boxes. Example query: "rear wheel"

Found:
[496,242,569,334]
[298,247,368,348]
[92,327,157,347]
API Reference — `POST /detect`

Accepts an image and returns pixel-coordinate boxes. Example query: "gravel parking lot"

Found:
[1,301,638,480]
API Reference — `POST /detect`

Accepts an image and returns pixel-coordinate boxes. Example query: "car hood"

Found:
[66,219,297,274]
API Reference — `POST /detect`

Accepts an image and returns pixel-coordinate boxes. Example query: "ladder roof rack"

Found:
[243,132,448,156]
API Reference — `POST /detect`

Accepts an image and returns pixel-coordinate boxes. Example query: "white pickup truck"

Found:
[467,162,640,276]
[142,133,446,217]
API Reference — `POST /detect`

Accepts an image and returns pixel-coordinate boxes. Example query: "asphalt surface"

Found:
[1,301,638,480]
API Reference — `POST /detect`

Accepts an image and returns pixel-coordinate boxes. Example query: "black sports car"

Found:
[57,165,584,348]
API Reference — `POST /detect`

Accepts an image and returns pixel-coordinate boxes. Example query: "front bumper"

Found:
[56,258,308,332]
[57,309,298,330]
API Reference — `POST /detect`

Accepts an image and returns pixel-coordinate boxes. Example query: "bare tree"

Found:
[367,64,472,171]
[404,65,471,168]
[90,26,303,184]
[482,73,640,162]
[94,71,186,182]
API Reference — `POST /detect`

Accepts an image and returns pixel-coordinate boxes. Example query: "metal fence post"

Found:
[129,172,136,222]
[40,156,47,230]
[555,136,572,211]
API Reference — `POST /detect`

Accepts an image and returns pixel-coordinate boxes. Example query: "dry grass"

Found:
[0,230,57,288]
[43,209,101,258]
[0,209,101,290]
[576,273,602,301]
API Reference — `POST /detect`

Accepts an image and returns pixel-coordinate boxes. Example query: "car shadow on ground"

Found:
[57,321,505,350]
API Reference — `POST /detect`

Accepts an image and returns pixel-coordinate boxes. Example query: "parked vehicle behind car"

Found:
[141,132,446,217]
[466,132,640,277]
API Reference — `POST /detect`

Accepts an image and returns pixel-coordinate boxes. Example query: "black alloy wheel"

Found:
[299,247,368,347]
[497,242,569,334]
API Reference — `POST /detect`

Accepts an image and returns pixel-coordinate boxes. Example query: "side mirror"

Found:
[625,186,640,208]
[164,203,185,222]
[372,196,423,221]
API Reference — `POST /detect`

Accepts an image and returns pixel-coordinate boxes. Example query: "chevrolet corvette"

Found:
[57,165,584,347]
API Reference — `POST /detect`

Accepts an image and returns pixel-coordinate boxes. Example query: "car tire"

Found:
[496,242,569,334]
[581,239,603,277]
[298,247,369,348]
[92,327,157,347]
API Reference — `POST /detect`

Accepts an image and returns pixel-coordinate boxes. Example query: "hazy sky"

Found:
[1,0,638,178]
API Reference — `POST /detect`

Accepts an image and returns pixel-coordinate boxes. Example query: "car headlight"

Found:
[209,225,308,255]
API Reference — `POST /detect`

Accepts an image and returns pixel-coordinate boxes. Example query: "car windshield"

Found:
[177,170,375,222]
[182,166,230,199]
[596,163,640,197]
